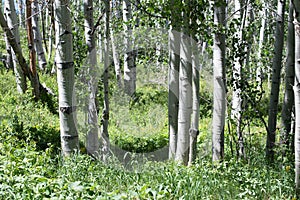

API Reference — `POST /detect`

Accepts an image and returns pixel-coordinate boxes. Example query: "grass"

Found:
[0,69,296,199]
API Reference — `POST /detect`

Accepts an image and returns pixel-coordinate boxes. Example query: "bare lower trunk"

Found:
[175,0,192,165]
[188,37,200,165]
[292,0,300,193]
[168,0,180,160]
[54,0,79,156]
[281,1,295,154]
[100,0,111,160]
[266,0,286,162]
[84,0,99,156]
[212,0,226,162]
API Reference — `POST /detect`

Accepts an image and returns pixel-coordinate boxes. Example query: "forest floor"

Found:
[0,70,295,199]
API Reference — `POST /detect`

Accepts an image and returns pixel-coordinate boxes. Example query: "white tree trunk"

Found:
[231,0,244,158]
[256,1,267,90]
[4,0,27,93]
[292,0,300,193]
[123,0,136,96]
[111,0,123,88]
[266,0,286,162]
[212,0,226,162]
[175,0,192,165]
[32,0,47,71]
[188,36,200,165]
[4,33,13,69]
[281,1,295,152]
[168,0,180,160]
[84,0,99,156]
[54,0,79,156]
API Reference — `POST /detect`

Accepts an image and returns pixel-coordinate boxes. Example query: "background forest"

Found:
[0,0,298,199]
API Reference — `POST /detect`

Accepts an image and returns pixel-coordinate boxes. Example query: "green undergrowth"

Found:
[0,70,296,199]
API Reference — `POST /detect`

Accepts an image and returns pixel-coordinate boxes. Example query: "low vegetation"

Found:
[0,71,295,199]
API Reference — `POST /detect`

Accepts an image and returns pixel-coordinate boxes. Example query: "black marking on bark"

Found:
[60,106,76,114]
[62,135,78,140]
[56,61,74,70]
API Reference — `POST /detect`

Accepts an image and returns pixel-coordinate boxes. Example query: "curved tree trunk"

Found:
[4,0,27,93]
[54,0,79,156]
[212,0,226,162]
[266,0,286,162]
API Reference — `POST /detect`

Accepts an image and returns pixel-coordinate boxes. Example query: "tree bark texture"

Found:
[266,0,286,162]
[212,0,226,162]
[54,0,79,156]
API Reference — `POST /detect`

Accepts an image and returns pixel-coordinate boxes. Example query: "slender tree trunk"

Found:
[32,0,47,71]
[256,0,267,91]
[54,0,79,156]
[266,0,286,162]
[281,1,295,153]
[26,0,40,99]
[40,1,48,54]
[100,0,110,160]
[48,0,55,71]
[111,0,123,88]
[212,0,226,162]
[84,0,99,156]
[231,0,244,158]
[16,0,24,27]
[168,0,180,160]
[4,0,27,93]
[292,0,300,193]
[188,37,200,165]
[175,0,192,165]
[123,0,136,96]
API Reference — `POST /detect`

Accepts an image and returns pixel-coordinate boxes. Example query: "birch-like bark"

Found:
[123,0,136,96]
[0,10,29,77]
[188,36,200,165]
[256,0,267,90]
[100,0,111,160]
[175,0,192,165]
[168,0,180,160]
[292,0,300,193]
[266,0,286,162]
[4,0,27,93]
[231,0,244,158]
[212,0,226,162]
[111,0,123,88]
[54,0,79,156]
[281,1,295,152]
[16,0,24,27]
[4,33,13,69]
[84,0,99,156]
[32,0,47,71]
